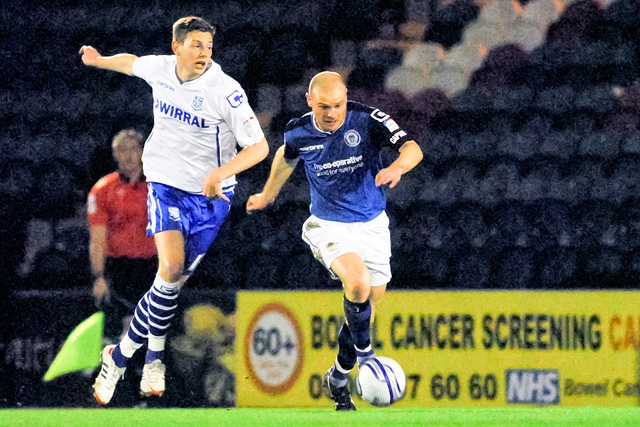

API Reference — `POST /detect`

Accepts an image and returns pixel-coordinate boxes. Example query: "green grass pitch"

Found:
[4,407,640,427]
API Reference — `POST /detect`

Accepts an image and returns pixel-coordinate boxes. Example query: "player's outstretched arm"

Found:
[246,144,298,212]
[79,45,137,76]
[375,140,423,188]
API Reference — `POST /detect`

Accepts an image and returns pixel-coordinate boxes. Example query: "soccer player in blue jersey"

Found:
[79,16,269,405]
[246,71,423,410]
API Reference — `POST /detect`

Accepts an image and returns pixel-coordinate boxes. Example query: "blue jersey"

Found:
[284,100,411,222]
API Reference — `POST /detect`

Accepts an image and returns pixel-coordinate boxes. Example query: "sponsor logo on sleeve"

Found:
[371,109,402,137]
[384,117,399,132]
[226,90,244,108]
[370,108,389,122]
[242,116,261,140]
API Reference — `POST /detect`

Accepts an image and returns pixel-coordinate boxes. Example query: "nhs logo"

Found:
[506,369,560,405]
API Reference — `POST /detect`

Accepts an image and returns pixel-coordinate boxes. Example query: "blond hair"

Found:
[111,129,143,150]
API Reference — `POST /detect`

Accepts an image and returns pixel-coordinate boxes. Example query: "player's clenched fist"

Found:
[246,193,270,213]
[79,45,101,65]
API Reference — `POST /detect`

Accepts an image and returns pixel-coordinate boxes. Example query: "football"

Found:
[356,356,406,406]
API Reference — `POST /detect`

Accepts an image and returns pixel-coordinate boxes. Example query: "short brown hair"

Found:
[172,16,215,44]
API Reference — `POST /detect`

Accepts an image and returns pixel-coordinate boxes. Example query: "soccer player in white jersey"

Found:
[246,71,423,410]
[79,16,269,405]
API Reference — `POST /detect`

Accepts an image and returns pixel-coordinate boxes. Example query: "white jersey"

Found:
[132,55,264,193]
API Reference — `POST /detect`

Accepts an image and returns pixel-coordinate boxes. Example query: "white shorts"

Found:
[301,211,392,287]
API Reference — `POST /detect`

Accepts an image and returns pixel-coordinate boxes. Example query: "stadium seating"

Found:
[6,0,640,290]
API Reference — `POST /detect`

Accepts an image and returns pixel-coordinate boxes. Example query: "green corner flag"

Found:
[43,311,104,382]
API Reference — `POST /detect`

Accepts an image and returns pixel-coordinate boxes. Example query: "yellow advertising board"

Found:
[236,291,640,408]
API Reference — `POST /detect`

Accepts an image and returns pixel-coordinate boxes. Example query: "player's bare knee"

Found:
[344,281,371,303]
[158,262,184,283]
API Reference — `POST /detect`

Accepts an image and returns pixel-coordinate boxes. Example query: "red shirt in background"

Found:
[87,172,156,258]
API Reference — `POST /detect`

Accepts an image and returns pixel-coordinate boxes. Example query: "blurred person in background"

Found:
[88,129,157,344]
[87,129,157,407]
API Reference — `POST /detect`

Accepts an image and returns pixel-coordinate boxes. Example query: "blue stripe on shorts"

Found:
[146,182,234,275]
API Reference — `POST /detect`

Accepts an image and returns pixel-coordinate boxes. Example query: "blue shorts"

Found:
[146,182,234,275]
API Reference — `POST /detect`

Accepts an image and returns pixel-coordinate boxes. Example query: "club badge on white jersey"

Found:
[132,55,264,194]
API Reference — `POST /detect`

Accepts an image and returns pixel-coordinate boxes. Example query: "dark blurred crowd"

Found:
[3,0,640,293]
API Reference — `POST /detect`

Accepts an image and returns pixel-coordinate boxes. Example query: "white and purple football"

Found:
[356,356,406,406]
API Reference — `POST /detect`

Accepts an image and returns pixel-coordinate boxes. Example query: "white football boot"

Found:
[93,345,126,405]
[140,359,166,397]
